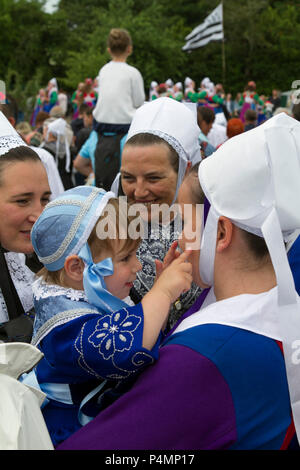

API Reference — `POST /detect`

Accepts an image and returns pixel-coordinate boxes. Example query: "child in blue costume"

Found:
[23,186,192,446]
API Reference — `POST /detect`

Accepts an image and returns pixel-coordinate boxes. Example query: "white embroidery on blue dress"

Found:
[74,308,154,379]
[32,308,99,347]
[88,308,141,360]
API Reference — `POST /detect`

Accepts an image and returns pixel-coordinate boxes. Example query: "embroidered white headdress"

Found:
[111,97,201,202]
[198,112,300,439]
[45,117,71,173]
[49,78,58,89]
[126,97,201,201]
[0,111,27,157]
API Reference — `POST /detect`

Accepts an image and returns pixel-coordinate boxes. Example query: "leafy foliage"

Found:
[1,0,299,116]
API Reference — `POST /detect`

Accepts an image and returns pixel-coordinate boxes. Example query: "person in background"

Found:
[232,92,242,117]
[58,89,68,116]
[71,82,85,119]
[225,93,234,116]
[149,81,158,101]
[197,106,216,157]
[171,82,183,102]
[43,78,59,113]
[269,89,281,113]
[41,116,74,190]
[226,118,244,139]
[73,106,94,185]
[92,28,145,191]
[244,109,258,131]
[292,103,300,122]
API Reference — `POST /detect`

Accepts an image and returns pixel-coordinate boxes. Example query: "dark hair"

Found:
[35,111,50,127]
[184,162,205,204]
[107,28,132,55]
[0,103,15,121]
[79,103,91,114]
[0,146,41,186]
[124,132,179,173]
[240,230,269,260]
[244,109,257,122]
[292,103,300,122]
[82,107,93,116]
[197,106,215,125]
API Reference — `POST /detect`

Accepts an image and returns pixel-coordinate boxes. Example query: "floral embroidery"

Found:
[88,308,141,360]
[133,217,202,329]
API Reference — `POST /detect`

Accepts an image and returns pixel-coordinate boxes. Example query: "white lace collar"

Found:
[32,277,88,303]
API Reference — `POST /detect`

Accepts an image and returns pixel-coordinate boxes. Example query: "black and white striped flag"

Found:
[182,3,223,52]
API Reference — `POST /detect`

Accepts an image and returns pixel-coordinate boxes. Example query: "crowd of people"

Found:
[1,27,300,452]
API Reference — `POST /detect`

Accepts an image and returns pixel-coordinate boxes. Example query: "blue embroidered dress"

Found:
[29,277,160,446]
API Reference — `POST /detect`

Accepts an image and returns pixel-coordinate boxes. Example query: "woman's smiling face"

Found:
[0,160,51,253]
[120,143,178,221]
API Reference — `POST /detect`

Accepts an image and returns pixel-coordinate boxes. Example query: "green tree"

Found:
[61,0,191,90]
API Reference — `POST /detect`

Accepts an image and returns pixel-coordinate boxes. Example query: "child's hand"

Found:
[154,241,181,280]
[153,249,192,304]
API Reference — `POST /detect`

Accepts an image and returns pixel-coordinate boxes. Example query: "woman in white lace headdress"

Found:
[111,97,203,330]
[0,111,51,342]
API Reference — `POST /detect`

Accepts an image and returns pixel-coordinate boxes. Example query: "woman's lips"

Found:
[20,230,31,239]
[134,199,157,205]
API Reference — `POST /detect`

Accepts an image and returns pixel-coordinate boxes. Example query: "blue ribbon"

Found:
[78,243,128,314]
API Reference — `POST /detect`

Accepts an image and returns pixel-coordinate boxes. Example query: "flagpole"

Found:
[221,0,226,86]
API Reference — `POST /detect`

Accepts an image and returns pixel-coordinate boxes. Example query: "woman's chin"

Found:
[3,241,34,254]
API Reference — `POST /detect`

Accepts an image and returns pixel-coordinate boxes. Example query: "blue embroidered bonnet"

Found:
[31,186,132,314]
[31,186,114,271]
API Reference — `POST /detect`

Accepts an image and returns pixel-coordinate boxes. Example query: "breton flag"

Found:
[182,3,223,52]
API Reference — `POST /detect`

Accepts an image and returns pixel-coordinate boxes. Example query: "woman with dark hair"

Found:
[0,112,53,449]
[113,97,203,330]
[0,112,51,343]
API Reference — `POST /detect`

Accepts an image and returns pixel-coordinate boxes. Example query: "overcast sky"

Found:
[43,0,59,13]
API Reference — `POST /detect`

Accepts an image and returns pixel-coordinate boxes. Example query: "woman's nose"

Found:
[134,179,149,199]
[27,201,44,223]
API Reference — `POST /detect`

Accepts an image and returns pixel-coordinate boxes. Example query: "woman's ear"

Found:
[64,255,85,281]
[183,161,192,179]
[216,216,233,253]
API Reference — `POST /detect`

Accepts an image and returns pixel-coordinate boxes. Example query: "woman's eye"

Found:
[16,199,29,205]
[148,177,161,183]
[41,197,50,205]
[122,175,134,181]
